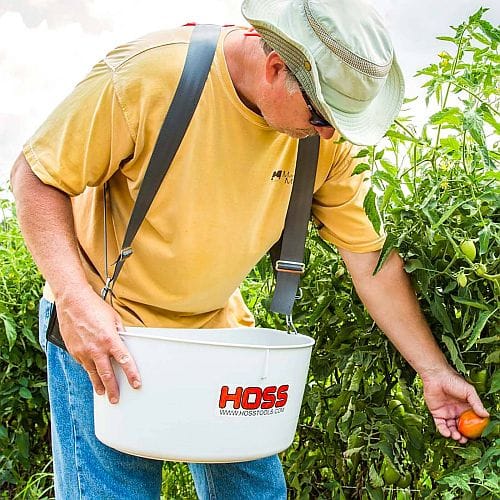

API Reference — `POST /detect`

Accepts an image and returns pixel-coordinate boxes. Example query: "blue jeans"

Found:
[39,298,287,499]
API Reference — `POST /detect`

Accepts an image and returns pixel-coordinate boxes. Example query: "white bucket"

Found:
[94,327,314,462]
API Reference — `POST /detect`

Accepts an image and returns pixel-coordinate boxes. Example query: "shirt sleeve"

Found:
[312,140,385,253]
[23,60,135,196]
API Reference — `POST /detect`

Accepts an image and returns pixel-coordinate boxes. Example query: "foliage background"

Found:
[0,8,498,500]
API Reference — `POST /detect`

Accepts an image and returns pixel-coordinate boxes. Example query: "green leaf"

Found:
[463,108,486,148]
[353,148,370,158]
[438,472,472,493]
[22,325,37,345]
[442,335,466,372]
[432,200,467,229]
[404,259,425,273]
[19,387,32,399]
[487,370,500,395]
[478,104,500,134]
[453,446,482,461]
[373,233,398,275]
[369,464,384,488]
[352,162,371,175]
[385,129,421,144]
[309,294,335,323]
[363,188,382,235]
[465,309,496,351]
[478,443,500,469]
[479,20,500,43]
[478,224,491,255]
[485,350,500,364]
[15,432,30,460]
[1,314,17,350]
[451,296,490,310]
[430,107,463,127]
[431,299,453,334]
[436,36,456,42]
[374,441,395,463]
[440,136,461,151]
[351,411,367,427]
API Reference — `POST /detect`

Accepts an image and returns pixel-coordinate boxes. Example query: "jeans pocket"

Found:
[38,297,53,355]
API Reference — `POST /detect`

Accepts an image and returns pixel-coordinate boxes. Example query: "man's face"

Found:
[259,70,335,140]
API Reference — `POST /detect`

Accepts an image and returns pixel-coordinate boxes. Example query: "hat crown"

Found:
[304,0,393,76]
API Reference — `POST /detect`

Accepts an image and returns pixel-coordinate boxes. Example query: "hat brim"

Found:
[319,59,405,146]
[242,0,405,146]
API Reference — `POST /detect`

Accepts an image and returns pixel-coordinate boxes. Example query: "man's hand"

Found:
[57,287,142,404]
[421,368,490,444]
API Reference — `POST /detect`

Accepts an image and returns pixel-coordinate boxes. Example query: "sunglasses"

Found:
[299,86,332,128]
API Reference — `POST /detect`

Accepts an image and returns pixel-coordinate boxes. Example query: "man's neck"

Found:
[223,29,263,115]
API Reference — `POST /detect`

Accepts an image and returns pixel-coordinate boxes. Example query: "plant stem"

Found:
[433,27,467,162]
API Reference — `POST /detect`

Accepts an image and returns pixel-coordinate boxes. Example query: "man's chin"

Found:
[278,127,317,139]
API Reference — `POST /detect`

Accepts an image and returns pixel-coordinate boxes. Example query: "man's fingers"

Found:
[435,419,451,439]
[435,417,469,444]
[109,342,142,390]
[466,389,490,418]
[94,355,120,404]
[83,362,105,396]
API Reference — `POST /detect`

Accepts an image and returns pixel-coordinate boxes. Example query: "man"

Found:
[11,0,488,498]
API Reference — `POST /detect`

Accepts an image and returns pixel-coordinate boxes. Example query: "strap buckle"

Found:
[275,260,305,275]
[110,247,133,266]
[118,247,133,262]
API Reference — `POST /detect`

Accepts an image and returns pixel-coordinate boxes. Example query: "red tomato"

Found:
[458,409,490,439]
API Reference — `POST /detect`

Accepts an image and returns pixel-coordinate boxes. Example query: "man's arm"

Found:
[10,153,141,403]
[339,247,489,443]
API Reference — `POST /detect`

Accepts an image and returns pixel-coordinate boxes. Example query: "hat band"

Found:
[304,0,391,78]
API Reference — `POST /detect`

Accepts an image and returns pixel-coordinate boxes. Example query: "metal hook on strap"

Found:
[286,314,298,335]
[101,277,113,300]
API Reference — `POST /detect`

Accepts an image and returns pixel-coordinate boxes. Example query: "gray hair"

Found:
[260,39,299,95]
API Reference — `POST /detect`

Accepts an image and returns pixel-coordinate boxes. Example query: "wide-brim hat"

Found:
[241,0,405,146]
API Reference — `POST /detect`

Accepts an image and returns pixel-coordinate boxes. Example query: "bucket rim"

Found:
[119,328,315,350]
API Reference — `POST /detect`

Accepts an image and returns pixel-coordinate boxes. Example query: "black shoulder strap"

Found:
[102,24,221,299]
[269,135,320,319]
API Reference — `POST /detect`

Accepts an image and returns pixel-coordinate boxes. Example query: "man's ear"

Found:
[264,51,288,84]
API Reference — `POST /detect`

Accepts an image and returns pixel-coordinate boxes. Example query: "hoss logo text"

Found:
[219,385,289,410]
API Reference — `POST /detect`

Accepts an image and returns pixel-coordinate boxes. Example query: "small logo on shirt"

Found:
[271,170,294,184]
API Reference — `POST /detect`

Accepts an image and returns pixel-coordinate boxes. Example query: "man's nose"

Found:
[314,126,335,140]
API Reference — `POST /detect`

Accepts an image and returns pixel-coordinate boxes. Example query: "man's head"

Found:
[242,0,405,145]
[256,38,335,139]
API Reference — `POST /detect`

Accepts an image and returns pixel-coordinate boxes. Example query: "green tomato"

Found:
[397,471,412,488]
[460,240,476,261]
[475,263,488,277]
[381,459,400,485]
[402,414,422,428]
[470,369,488,393]
[388,399,406,418]
[456,272,467,288]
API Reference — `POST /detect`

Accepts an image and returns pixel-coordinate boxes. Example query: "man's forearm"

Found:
[10,153,93,301]
[339,248,451,380]
[11,153,142,402]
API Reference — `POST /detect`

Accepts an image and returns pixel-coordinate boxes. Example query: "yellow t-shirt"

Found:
[24,26,384,329]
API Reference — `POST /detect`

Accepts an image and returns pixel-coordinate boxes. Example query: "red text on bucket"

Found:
[218,385,289,410]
